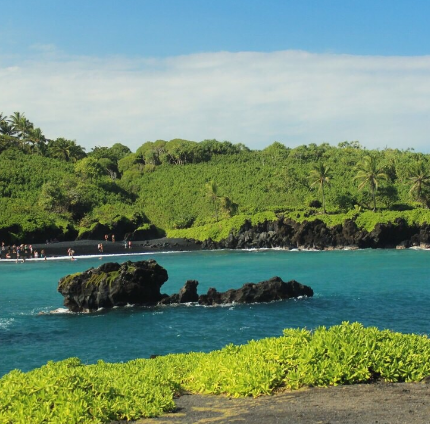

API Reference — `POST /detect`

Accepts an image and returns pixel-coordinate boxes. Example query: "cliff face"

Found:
[201,217,430,250]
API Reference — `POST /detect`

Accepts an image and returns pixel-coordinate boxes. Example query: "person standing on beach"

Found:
[112,234,115,243]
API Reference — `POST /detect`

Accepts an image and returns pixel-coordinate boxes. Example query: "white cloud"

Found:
[1,50,430,152]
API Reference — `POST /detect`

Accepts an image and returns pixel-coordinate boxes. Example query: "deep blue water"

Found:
[0,249,429,377]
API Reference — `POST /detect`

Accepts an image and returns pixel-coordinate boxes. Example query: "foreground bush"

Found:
[1,322,429,423]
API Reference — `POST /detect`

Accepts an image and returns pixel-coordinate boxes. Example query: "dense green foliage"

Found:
[1,111,430,243]
[1,322,429,423]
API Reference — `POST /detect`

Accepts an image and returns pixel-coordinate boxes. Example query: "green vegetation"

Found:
[0,322,429,423]
[308,162,331,214]
[84,270,120,288]
[168,211,277,242]
[1,111,430,243]
[354,155,389,212]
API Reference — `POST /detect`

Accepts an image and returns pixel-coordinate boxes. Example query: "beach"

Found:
[0,237,203,260]
[138,380,430,424]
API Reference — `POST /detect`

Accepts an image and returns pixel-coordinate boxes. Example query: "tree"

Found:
[9,111,33,141]
[109,143,132,160]
[309,163,331,213]
[0,120,18,137]
[47,138,86,162]
[28,127,46,155]
[74,157,105,182]
[165,139,199,165]
[205,180,221,221]
[261,142,290,165]
[354,155,388,212]
[38,182,68,213]
[205,180,237,221]
[408,161,430,207]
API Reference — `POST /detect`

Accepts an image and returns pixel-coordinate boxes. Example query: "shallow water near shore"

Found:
[0,249,429,377]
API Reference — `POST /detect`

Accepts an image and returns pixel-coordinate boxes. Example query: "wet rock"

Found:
[159,280,199,304]
[198,276,313,306]
[58,260,168,312]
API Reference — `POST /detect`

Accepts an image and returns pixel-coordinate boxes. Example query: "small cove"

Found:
[0,249,429,377]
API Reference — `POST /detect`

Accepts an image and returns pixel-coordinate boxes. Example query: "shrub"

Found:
[1,323,430,423]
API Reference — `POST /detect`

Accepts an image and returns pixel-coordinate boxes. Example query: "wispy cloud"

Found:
[1,50,430,152]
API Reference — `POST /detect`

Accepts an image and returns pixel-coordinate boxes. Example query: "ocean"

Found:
[0,249,429,377]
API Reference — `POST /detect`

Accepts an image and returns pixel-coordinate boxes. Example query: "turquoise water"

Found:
[1,249,429,377]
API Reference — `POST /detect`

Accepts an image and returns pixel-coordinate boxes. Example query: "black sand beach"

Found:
[136,380,430,424]
[28,237,202,258]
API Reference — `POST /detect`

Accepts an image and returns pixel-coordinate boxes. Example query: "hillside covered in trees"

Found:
[1,111,430,244]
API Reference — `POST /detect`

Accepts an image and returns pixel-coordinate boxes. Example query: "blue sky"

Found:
[1,0,430,151]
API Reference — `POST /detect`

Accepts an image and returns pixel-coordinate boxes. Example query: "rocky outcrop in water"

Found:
[200,217,427,250]
[58,261,313,312]
[58,260,169,312]
[159,280,199,304]
[197,277,313,306]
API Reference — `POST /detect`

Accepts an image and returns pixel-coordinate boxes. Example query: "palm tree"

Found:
[354,155,388,212]
[309,163,331,213]
[28,127,46,155]
[205,180,221,221]
[48,138,86,162]
[408,161,430,207]
[0,120,17,136]
[10,112,33,140]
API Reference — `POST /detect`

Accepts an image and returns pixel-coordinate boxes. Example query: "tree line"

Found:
[1,110,430,243]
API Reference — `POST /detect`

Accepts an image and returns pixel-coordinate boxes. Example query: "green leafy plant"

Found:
[1,323,429,423]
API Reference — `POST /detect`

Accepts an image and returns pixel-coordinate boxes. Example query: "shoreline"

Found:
[0,237,202,260]
[1,237,429,262]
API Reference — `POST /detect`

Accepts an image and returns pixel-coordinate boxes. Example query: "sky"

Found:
[1,0,430,152]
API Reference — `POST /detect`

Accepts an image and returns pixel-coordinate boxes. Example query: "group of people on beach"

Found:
[1,235,134,261]
[103,234,133,250]
[1,242,46,261]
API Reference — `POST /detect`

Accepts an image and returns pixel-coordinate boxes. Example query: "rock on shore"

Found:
[200,217,429,250]
[58,261,313,312]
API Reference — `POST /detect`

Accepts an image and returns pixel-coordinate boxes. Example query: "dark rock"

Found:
[396,240,411,249]
[201,216,427,251]
[131,224,161,240]
[159,280,199,305]
[58,260,168,312]
[178,280,199,302]
[198,276,313,306]
[58,261,312,312]
[76,222,111,241]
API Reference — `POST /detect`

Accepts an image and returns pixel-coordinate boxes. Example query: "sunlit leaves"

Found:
[1,323,429,423]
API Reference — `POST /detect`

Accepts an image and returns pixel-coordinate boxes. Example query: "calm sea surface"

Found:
[0,249,429,377]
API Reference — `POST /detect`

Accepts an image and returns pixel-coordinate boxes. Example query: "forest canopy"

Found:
[1,111,430,243]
